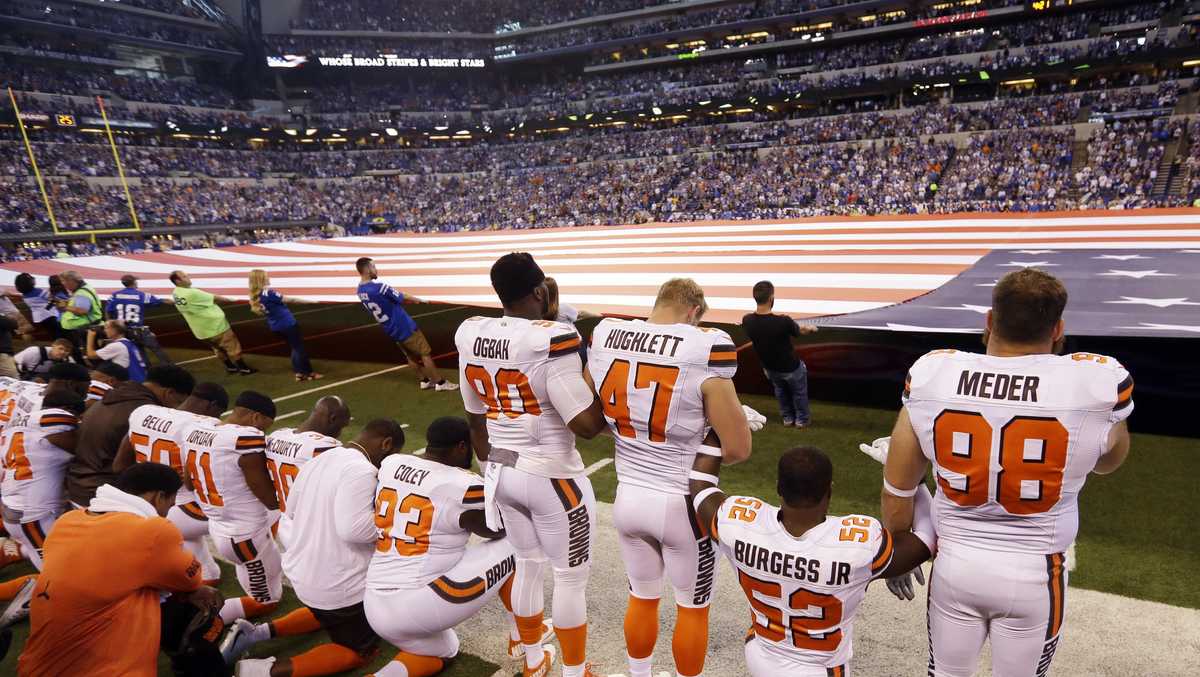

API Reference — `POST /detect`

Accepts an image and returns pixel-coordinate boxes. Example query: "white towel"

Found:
[482,460,505,532]
[88,483,158,518]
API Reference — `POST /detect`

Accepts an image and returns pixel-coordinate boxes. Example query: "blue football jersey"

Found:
[356,281,417,341]
[106,288,162,327]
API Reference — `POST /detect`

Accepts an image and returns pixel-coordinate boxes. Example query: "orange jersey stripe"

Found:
[871,528,895,573]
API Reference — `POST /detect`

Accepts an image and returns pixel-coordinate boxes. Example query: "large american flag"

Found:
[3,210,1199,332]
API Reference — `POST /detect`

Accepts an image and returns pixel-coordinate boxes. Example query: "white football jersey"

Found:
[903,349,1134,555]
[265,428,340,511]
[366,454,485,590]
[0,377,23,429]
[1,406,78,522]
[128,404,214,505]
[180,419,270,538]
[588,318,738,494]
[714,495,893,671]
[455,316,592,478]
[1,382,44,435]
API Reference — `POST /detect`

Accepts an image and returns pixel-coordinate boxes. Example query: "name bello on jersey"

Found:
[472,337,510,360]
[956,370,1041,402]
[138,413,176,434]
[603,328,684,357]
[734,539,852,587]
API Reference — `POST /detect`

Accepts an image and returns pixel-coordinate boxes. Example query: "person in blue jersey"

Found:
[85,320,149,383]
[247,269,323,382]
[354,257,457,392]
[14,273,63,340]
[105,275,172,365]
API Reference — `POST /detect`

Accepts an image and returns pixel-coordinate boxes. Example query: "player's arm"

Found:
[876,530,932,579]
[1094,420,1131,474]
[700,377,751,465]
[465,412,491,463]
[45,429,78,454]
[113,434,137,472]
[332,467,379,543]
[146,520,204,593]
[238,452,279,510]
[880,407,929,534]
[545,353,606,439]
[460,509,505,539]
[689,449,728,542]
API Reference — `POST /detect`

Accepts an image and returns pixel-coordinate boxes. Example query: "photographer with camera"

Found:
[56,271,102,363]
[86,320,148,383]
[14,338,74,381]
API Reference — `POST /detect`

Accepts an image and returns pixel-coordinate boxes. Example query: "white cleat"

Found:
[523,645,556,677]
[220,618,265,664]
[419,380,435,390]
[434,381,460,392]
[0,577,36,629]
[234,657,275,677]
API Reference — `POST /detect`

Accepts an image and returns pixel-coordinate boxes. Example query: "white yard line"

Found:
[176,305,466,365]
[585,457,614,476]
[273,410,305,422]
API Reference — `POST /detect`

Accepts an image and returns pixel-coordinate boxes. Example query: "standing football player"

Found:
[355,257,456,392]
[181,390,282,623]
[587,278,752,677]
[113,382,230,585]
[881,268,1134,677]
[456,253,608,677]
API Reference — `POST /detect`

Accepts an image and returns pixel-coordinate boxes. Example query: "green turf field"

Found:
[0,301,1195,675]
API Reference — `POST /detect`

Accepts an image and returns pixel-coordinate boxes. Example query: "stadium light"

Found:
[434,125,449,131]
[384,128,398,136]
[305,128,317,136]
[284,129,298,136]
[652,106,663,115]
[220,125,228,132]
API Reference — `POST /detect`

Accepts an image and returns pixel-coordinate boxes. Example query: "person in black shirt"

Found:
[740,281,818,428]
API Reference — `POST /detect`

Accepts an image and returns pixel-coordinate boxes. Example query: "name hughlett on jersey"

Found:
[734,539,853,586]
[956,370,1041,403]
[601,328,685,357]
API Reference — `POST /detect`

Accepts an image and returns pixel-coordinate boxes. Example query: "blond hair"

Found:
[653,278,708,320]
[248,269,269,316]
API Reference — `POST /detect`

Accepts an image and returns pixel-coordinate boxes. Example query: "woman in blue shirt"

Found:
[248,269,322,381]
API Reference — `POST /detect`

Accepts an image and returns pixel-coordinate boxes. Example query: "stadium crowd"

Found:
[2,0,231,51]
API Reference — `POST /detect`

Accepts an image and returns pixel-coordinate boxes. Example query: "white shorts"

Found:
[364,538,516,657]
[928,544,1067,677]
[4,512,58,571]
[613,482,716,608]
[494,466,595,571]
[168,501,219,582]
[214,525,283,605]
[744,636,848,677]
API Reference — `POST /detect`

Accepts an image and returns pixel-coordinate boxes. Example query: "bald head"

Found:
[299,395,351,438]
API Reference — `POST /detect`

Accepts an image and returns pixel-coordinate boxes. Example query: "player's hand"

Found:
[187,586,224,614]
[858,436,891,464]
[886,565,926,601]
[742,405,767,432]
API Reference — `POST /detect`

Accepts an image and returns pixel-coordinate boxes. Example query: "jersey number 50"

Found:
[933,411,1069,515]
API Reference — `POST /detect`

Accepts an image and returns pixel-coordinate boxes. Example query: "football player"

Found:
[881,269,1134,677]
[226,418,407,677]
[264,395,351,512]
[586,278,752,677]
[356,257,456,392]
[85,361,129,409]
[113,382,230,585]
[365,417,523,677]
[455,252,608,677]
[692,446,935,676]
[181,390,281,624]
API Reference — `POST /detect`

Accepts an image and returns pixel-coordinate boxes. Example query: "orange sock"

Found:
[269,606,322,637]
[289,643,370,677]
[372,651,444,677]
[515,612,545,646]
[554,622,587,668]
[624,595,660,660]
[672,605,710,677]
[239,596,279,619]
[0,575,34,601]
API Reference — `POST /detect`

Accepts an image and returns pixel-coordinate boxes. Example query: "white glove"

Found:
[742,405,766,432]
[858,436,891,464]
[886,564,926,601]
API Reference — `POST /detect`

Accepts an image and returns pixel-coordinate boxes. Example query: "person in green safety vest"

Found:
[57,270,102,362]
